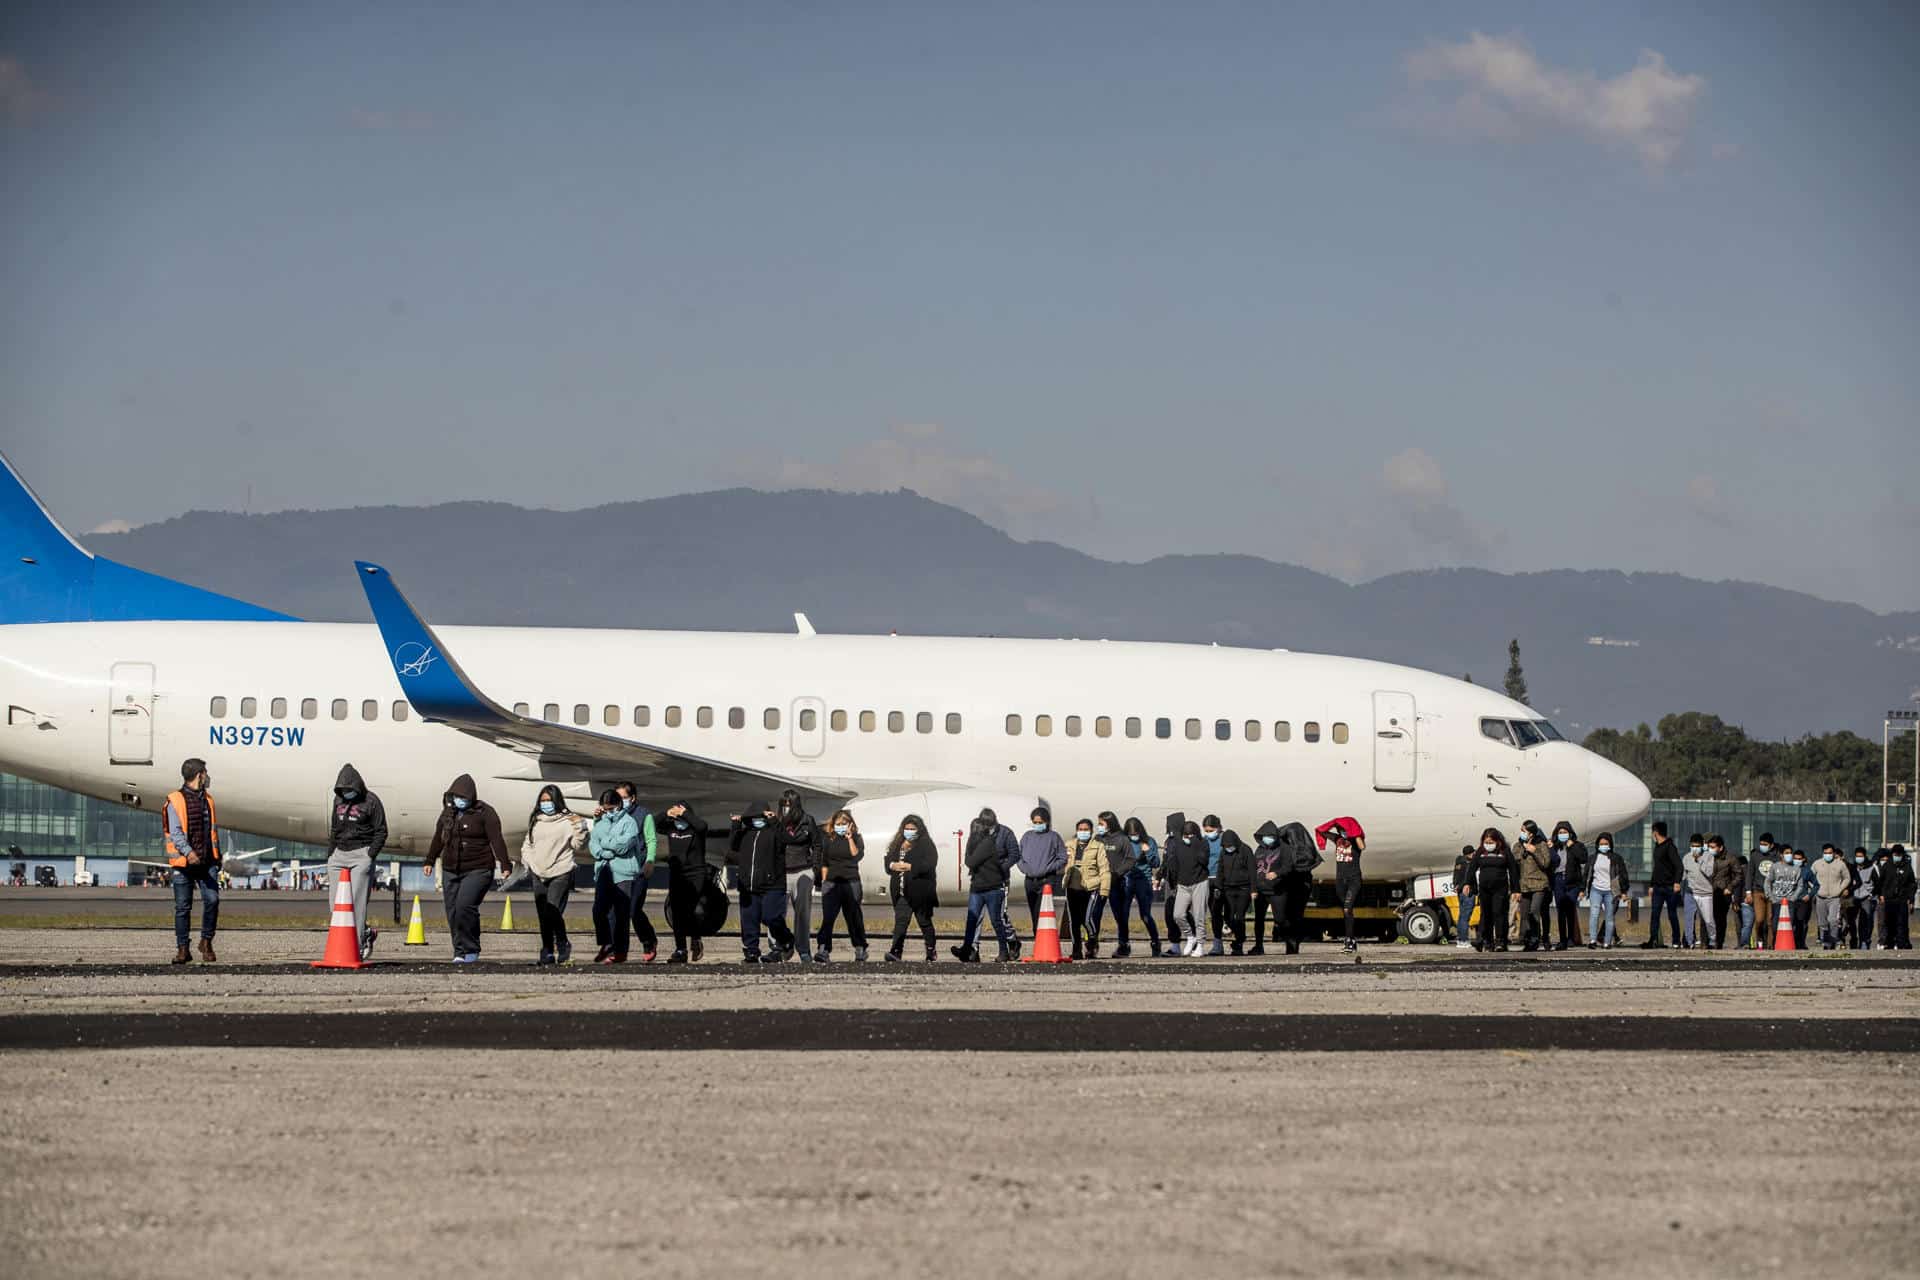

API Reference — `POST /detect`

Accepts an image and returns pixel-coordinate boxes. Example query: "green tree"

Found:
[1503,638,1528,704]
[1580,714,1919,804]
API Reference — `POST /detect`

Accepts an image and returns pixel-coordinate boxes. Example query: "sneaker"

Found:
[607,953,629,964]
[1162,944,1180,958]
[854,946,870,962]
[667,950,688,965]
[360,930,379,962]
[593,945,613,964]
[814,947,831,963]
[557,942,572,965]
[535,951,555,966]
[757,953,783,965]
[691,939,704,963]
[452,953,480,965]
[1586,941,1598,950]
[1248,944,1265,956]
[884,951,902,963]
[1115,945,1133,958]
[639,951,656,964]
[1007,938,1021,961]
[1207,941,1225,957]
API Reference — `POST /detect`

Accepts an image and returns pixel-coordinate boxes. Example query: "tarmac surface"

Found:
[3,906,1918,1277]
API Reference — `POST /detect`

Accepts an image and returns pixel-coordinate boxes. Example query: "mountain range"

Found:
[88,489,1920,741]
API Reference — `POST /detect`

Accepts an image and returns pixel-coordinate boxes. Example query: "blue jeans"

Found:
[1586,890,1616,945]
[172,872,219,947]
[1456,888,1476,942]
[738,887,793,959]
[965,888,1016,950]
[1648,885,1683,943]
[1737,899,1757,948]
[1110,870,1160,951]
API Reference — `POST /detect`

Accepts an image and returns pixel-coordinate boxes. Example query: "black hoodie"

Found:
[1217,830,1253,888]
[1253,820,1285,891]
[326,763,388,858]
[1274,821,1322,880]
[965,823,1007,892]
[728,815,787,893]
[1165,833,1211,887]
[426,773,508,875]
[656,807,711,876]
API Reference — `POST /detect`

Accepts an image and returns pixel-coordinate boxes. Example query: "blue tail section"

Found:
[356,561,507,724]
[0,452,298,624]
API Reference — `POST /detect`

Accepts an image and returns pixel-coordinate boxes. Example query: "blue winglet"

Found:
[355,561,509,724]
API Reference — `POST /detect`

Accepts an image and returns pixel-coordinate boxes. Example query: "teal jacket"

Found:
[591,811,647,882]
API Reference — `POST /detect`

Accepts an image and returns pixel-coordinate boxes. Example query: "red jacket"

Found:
[1314,817,1365,850]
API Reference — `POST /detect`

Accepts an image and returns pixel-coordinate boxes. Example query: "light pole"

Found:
[1884,710,1920,849]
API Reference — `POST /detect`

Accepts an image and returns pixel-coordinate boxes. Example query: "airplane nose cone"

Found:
[1588,754,1652,830]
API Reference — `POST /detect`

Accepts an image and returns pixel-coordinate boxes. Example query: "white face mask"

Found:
[1597,845,1611,854]
[1482,843,1497,853]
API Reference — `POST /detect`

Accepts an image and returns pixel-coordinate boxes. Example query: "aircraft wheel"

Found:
[1399,905,1441,945]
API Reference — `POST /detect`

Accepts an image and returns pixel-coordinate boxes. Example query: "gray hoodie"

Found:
[1682,847,1715,896]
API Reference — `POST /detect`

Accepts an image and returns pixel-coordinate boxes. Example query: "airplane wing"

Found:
[355,561,846,807]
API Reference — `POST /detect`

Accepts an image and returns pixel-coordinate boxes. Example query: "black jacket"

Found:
[819,830,865,882]
[1557,839,1589,891]
[1650,838,1684,888]
[965,825,1007,892]
[780,813,820,873]
[425,774,508,875]
[657,809,711,876]
[1165,835,1211,887]
[888,838,939,906]
[728,819,786,893]
[1584,845,1630,895]
[1468,847,1519,893]
[1253,821,1285,891]
[1274,821,1322,880]
[1217,832,1253,889]
[1882,858,1917,900]
[326,763,387,858]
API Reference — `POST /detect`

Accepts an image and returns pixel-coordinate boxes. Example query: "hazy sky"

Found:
[3,2,1916,610]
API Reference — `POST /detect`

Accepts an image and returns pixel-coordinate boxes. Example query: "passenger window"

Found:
[604,706,620,727]
[513,702,529,716]
[210,697,227,718]
[1274,721,1291,742]
[1511,720,1545,748]
[1155,717,1171,740]
[772,708,788,731]
[1126,717,1142,739]
[1245,720,1261,742]
[887,711,904,733]
[634,705,650,727]
[1064,715,1082,738]
[1006,714,1022,736]
[664,706,682,728]
[829,710,846,732]
[1095,716,1112,738]
[800,709,819,731]
[945,713,962,734]
[1035,715,1052,738]
[1480,718,1513,747]
[573,704,590,726]
[361,700,378,722]
[728,707,745,730]
[1304,721,1321,743]
[270,698,287,719]
[1332,722,1349,744]
[240,697,257,718]
[543,703,560,722]
[916,712,933,734]
[301,698,317,720]
[332,699,348,721]
[393,701,409,721]
[1214,719,1230,741]
[696,706,714,729]
[860,711,876,733]
[1185,719,1202,741]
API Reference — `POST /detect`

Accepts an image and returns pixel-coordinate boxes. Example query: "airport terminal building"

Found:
[3,770,1908,888]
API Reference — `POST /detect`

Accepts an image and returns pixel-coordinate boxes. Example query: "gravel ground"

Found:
[0,1048,1913,1280]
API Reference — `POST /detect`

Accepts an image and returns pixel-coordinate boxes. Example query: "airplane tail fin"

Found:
[0,451,297,624]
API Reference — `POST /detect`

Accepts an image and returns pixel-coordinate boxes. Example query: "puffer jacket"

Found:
[590,810,643,882]
[522,809,590,880]
[1063,836,1111,893]
[728,818,786,893]
[425,774,509,875]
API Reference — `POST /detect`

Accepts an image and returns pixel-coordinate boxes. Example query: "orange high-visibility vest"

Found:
[163,789,221,868]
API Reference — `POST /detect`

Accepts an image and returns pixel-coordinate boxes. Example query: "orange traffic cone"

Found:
[311,868,364,969]
[1772,897,1796,952]
[1023,885,1070,964]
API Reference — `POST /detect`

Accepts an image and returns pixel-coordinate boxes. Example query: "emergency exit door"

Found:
[109,662,156,765]
[1372,690,1416,792]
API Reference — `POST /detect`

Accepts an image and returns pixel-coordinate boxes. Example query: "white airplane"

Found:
[0,451,1649,925]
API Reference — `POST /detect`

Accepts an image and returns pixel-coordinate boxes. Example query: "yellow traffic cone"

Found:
[499,895,514,931]
[403,894,427,946]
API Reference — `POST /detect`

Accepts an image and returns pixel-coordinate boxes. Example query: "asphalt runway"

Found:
[7,1008,1919,1053]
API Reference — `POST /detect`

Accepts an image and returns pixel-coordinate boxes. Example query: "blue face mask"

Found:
[451,797,469,811]
[1031,823,1046,833]
[339,789,358,802]
[1094,825,1107,836]
[620,798,633,811]
[1597,845,1611,854]
[902,828,918,841]
[1260,835,1276,846]
[1823,853,1834,862]
[675,820,688,831]
[540,801,557,815]
[750,818,766,829]
[1556,833,1569,843]
[1077,831,1092,842]
[1856,856,1867,864]
[834,824,849,836]
[1689,846,1703,855]
[1203,830,1219,841]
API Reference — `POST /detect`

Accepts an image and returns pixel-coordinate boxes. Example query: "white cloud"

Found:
[769,424,1081,542]
[0,57,48,123]
[1403,32,1706,169]
[1685,474,1735,529]
[87,518,135,535]
[1379,446,1497,566]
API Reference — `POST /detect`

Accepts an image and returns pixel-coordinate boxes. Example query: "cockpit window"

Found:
[1480,718,1516,747]
[1533,720,1564,742]
[1510,720,1545,748]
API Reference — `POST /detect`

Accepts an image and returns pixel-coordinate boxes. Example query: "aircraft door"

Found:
[790,697,826,760]
[1371,690,1416,792]
[109,662,156,765]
